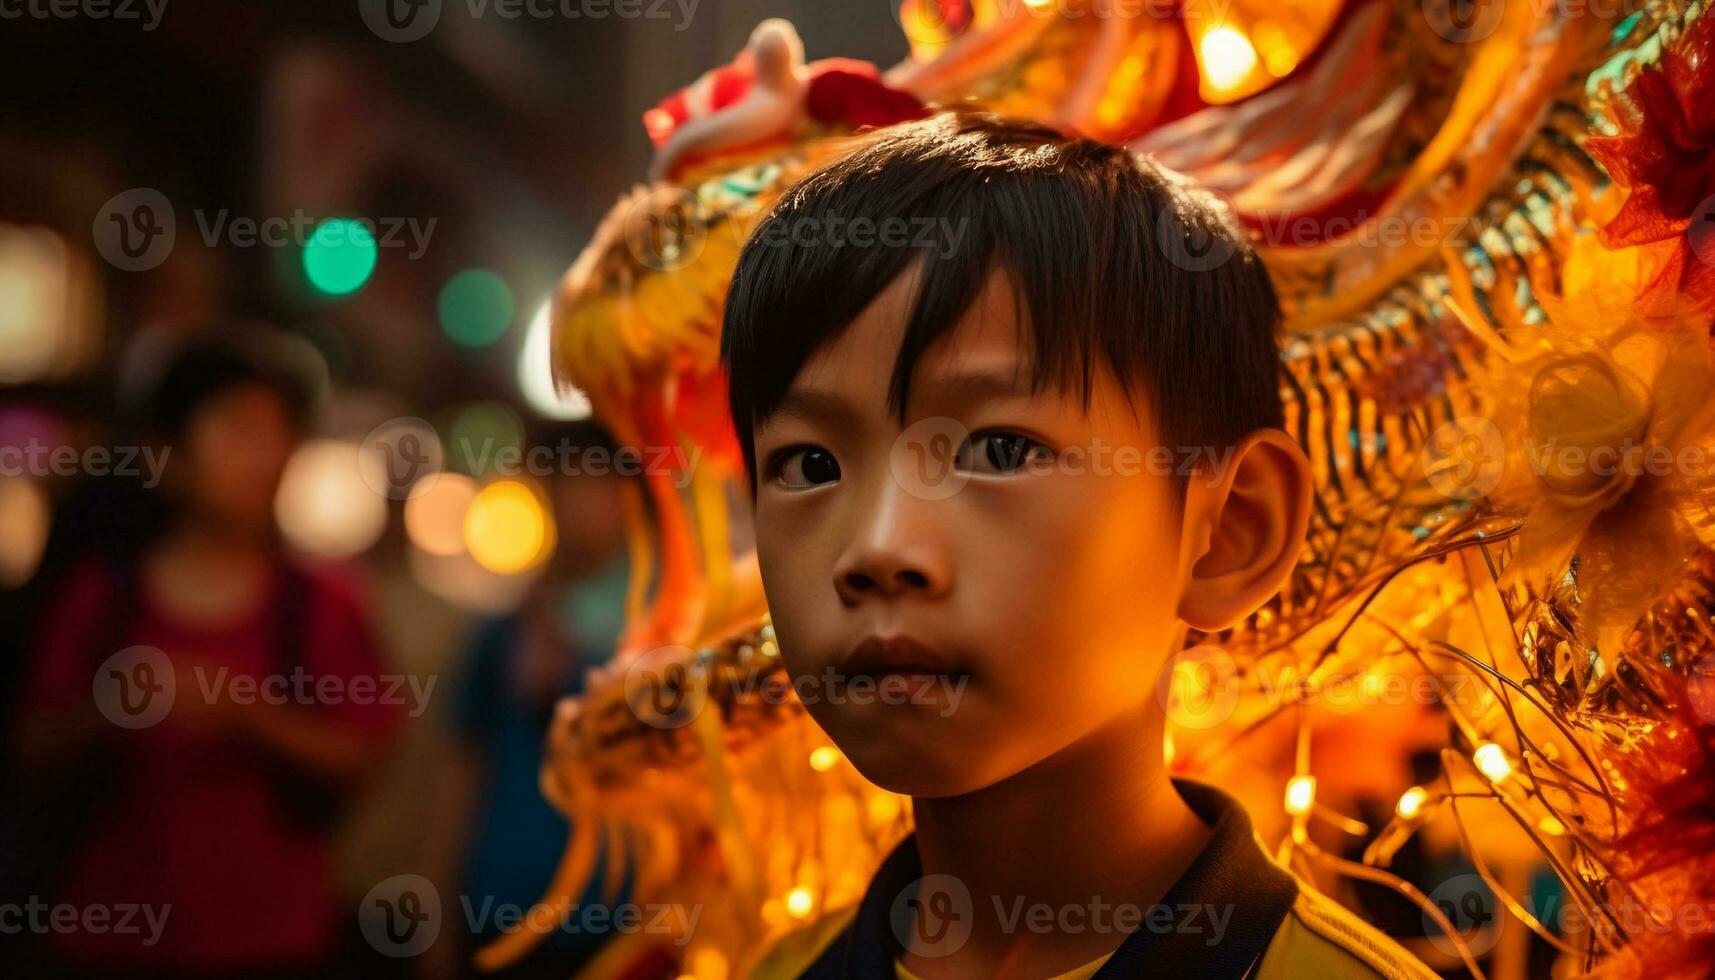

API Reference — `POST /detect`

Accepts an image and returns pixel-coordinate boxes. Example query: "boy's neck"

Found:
[906,709,1210,979]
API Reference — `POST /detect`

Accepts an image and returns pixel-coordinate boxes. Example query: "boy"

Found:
[721,113,1436,979]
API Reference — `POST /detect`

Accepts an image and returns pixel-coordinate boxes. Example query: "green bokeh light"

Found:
[438,269,516,347]
[302,218,378,296]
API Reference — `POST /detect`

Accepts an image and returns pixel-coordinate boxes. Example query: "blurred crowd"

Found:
[0,10,695,980]
[1,324,645,979]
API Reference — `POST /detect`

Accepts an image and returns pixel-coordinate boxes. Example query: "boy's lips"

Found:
[841,634,969,679]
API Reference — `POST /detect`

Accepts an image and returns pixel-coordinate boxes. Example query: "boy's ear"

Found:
[1176,429,1313,633]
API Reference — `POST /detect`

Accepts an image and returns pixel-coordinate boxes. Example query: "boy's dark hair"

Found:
[719,111,1284,495]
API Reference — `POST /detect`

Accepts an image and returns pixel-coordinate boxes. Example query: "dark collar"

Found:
[799,779,1298,979]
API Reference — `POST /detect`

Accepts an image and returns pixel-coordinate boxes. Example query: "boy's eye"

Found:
[958,432,1052,475]
[774,446,841,489]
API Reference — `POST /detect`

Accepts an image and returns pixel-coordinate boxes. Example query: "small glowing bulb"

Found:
[1396,786,1429,820]
[1285,775,1316,817]
[809,746,841,772]
[1163,732,1176,766]
[1199,25,1259,94]
[1473,742,1512,783]
[1539,815,1566,836]
[785,887,815,919]
[1361,671,1384,701]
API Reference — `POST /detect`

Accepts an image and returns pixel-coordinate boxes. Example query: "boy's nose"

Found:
[832,484,951,604]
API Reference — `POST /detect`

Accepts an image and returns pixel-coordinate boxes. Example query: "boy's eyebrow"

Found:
[911,364,1034,410]
[767,364,1035,429]
[766,386,860,429]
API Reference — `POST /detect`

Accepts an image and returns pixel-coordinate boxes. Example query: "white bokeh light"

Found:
[518,300,592,420]
[275,439,388,558]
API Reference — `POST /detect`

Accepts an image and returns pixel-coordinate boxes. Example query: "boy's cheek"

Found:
[752,540,835,669]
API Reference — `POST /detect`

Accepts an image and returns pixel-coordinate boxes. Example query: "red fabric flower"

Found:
[805,66,931,129]
[1584,13,1715,318]
[641,53,926,152]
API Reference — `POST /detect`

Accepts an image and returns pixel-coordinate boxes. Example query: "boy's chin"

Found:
[816,716,1007,799]
[843,747,987,798]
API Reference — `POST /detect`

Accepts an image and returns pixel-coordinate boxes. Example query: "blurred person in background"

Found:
[14,332,400,979]
[420,420,640,980]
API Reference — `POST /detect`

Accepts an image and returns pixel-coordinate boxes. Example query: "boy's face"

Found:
[751,267,1194,797]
